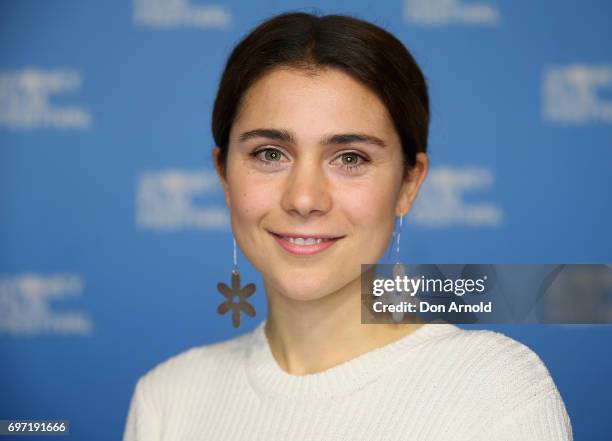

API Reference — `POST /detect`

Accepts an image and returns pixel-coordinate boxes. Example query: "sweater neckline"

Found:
[244,319,459,400]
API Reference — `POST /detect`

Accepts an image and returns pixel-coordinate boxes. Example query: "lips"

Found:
[269,231,343,256]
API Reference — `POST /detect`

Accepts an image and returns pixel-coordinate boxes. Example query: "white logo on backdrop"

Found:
[134,0,231,29]
[0,69,91,130]
[0,274,93,336]
[411,166,503,226]
[136,168,229,231]
[543,64,612,124]
[403,0,500,25]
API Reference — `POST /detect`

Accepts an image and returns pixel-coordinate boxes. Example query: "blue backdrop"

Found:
[1,0,611,440]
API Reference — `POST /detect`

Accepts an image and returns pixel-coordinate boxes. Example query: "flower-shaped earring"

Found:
[217,237,256,328]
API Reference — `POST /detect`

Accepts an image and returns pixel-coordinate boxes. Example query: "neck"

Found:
[263,272,423,375]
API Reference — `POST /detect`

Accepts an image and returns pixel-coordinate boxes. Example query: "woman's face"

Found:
[215,67,427,301]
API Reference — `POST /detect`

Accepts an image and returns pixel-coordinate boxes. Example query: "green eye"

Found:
[341,153,360,166]
[263,149,282,161]
[332,151,370,173]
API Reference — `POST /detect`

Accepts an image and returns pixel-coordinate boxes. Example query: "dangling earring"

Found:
[392,215,405,280]
[391,215,411,323]
[217,237,256,328]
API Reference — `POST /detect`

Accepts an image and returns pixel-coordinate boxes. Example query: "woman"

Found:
[123,12,572,440]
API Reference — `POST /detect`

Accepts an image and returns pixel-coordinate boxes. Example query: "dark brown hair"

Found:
[212,12,429,175]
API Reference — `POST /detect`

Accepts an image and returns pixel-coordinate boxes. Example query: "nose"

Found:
[280,157,332,218]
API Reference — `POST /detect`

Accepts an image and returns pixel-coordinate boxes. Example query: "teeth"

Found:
[286,237,324,245]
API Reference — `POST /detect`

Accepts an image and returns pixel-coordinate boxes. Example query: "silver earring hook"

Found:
[232,236,238,274]
[395,215,403,257]
[392,214,406,296]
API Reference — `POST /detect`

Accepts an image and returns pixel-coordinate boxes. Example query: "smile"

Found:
[269,231,343,256]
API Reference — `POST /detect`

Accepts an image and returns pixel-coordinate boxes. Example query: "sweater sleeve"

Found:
[475,388,573,441]
[122,377,162,441]
[471,331,573,441]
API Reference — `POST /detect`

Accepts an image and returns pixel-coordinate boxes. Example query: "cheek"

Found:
[337,175,399,227]
[335,175,399,264]
[227,170,276,223]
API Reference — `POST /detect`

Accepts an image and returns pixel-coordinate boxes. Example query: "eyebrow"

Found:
[237,128,387,148]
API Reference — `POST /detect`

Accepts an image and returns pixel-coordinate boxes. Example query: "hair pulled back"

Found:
[212,12,429,175]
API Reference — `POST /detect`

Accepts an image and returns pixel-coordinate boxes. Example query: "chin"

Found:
[270,274,339,302]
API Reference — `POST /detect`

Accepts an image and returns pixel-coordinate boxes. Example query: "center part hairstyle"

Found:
[212,11,430,175]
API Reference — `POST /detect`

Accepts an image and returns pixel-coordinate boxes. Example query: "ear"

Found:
[212,147,231,208]
[395,152,429,217]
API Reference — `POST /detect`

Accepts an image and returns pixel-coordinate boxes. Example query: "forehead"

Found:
[231,67,399,144]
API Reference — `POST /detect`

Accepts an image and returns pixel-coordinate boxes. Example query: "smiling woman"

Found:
[215,65,425,304]
[123,11,572,441]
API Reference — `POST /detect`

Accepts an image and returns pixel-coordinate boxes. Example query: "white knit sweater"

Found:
[123,321,572,441]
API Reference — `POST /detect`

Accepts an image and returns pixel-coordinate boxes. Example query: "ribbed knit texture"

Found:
[123,321,572,441]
